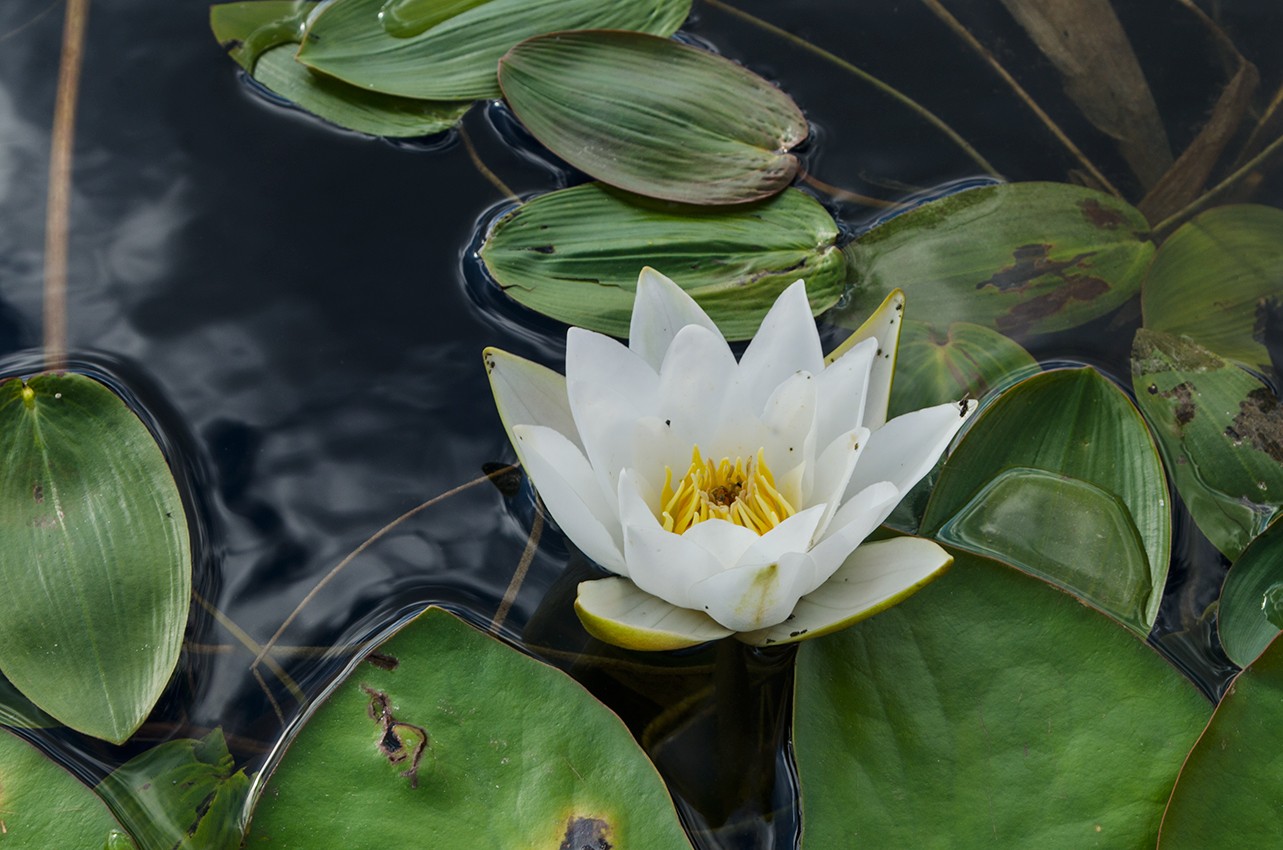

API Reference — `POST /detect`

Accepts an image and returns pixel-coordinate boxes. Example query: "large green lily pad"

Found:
[296,0,692,101]
[480,183,844,339]
[210,2,470,137]
[888,320,1039,419]
[1217,518,1283,667]
[1131,329,1283,560]
[921,368,1170,633]
[795,548,1210,849]
[1157,632,1283,848]
[831,182,1154,336]
[1143,204,1283,374]
[247,607,693,849]
[0,374,190,744]
[499,30,806,205]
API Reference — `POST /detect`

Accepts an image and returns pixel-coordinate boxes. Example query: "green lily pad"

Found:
[0,728,133,847]
[794,547,1210,850]
[1157,632,1283,848]
[96,729,250,850]
[0,374,190,744]
[1143,204,1283,374]
[1131,329,1283,560]
[830,182,1154,337]
[499,31,806,205]
[296,0,692,101]
[247,607,693,849]
[921,368,1170,633]
[479,183,844,339]
[889,320,1039,420]
[210,2,470,137]
[1217,519,1283,667]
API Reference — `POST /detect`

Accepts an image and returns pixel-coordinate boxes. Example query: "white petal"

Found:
[658,324,738,451]
[844,400,977,506]
[629,267,723,373]
[575,578,734,651]
[808,481,901,589]
[807,426,870,541]
[566,327,658,416]
[483,347,582,452]
[823,289,904,431]
[621,487,728,608]
[813,337,876,453]
[732,280,824,416]
[617,467,662,539]
[758,370,818,505]
[511,424,624,572]
[688,551,817,632]
[632,417,690,497]
[566,379,640,516]
[736,537,953,646]
[681,519,761,571]
[735,504,826,568]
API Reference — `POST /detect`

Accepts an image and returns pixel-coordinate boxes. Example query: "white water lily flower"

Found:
[484,268,976,650]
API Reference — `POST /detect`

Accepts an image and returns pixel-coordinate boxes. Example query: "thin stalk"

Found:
[459,124,518,202]
[916,0,1122,197]
[0,0,63,46]
[490,493,544,634]
[193,592,305,704]
[702,0,1001,178]
[799,172,905,209]
[1151,131,1283,239]
[43,0,90,370]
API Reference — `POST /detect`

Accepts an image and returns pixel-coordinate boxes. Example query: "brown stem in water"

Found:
[799,172,905,209]
[490,492,544,634]
[1151,131,1283,239]
[459,124,518,202]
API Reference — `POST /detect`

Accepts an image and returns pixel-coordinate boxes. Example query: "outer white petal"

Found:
[566,379,638,516]
[566,327,658,416]
[734,504,826,568]
[736,537,953,646]
[824,289,904,430]
[629,267,723,373]
[658,324,738,451]
[732,280,825,416]
[575,578,734,651]
[843,400,978,510]
[806,425,870,542]
[618,470,723,606]
[483,347,582,452]
[758,370,818,506]
[813,337,876,453]
[680,519,761,571]
[807,481,901,590]
[512,424,625,572]
[688,551,817,632]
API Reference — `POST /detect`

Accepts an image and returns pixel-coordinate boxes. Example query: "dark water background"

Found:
[0,0,1280,847]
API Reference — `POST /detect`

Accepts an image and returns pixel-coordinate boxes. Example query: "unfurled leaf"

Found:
[0,374,190,744]
[499,31,806,204]
[296,0,693,101]
[921,368,1170,633]
[479,183,844,339]
[889,320,1038,419]
[831,183,1153,337]
[795,547,1210,849]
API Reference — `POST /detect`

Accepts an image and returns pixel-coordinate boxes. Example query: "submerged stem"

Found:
[459,124,518,202]
[1151,131,1283,239]
[490,493,544,634]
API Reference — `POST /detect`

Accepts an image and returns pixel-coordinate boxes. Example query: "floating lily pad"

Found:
[0,728,132,848]
[1143,204,1283,374]
[830,182,1153,336]
[1158,632,1283,848]
[480,183,844,339]
[889,320,1039,419]
[499,31,806,205]
[0,374,190,744]
[296,0,692,101]
[794,547,1210,849]
[247,607,693,849]
[921,368,1170,633]
[1217,519,1283,667]
[97,729,250,850]
[210,2,470,137]
[1131,329,1283,560]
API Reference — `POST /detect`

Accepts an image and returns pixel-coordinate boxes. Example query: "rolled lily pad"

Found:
[296,0,692,101]
[921,368,1170,633]
[1143,204,1283,374]
[1217,519,1283,667]
[831,182,1154,336]
[889,320,1039,420]
[0,374,190,744]
[499,31,806,205]
[210,2,470,137]
[1131,329,1283,560]
[480,183,844,339]
[97,729,250,850]
[1158,632,1283,847]
[0,728,132,848]
[794,547,1210,849]
[247,607,693,849]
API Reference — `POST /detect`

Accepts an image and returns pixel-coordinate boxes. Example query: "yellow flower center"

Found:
[660,446,797,536]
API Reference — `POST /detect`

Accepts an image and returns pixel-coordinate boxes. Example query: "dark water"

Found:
[0,0,1279,847]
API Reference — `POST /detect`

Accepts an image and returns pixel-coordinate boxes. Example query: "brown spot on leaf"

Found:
[1078,198,1127,230]
[993,275,1110,331]
[977,244,1098,294]
[559,816,613,850]
[1225,388,1283,463]
[366,651,399,671]
[363,685,430,789]
[1158,382,1198,429]
[32,484,42,504]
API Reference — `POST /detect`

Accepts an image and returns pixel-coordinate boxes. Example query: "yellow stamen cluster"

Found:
[660,446,796,536]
